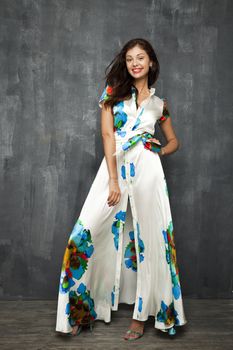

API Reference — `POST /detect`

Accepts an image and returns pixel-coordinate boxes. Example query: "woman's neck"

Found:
[133,77,149,94]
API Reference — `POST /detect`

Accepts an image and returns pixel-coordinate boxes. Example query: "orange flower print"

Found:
[106,85,113,95]
[159,98,170,123]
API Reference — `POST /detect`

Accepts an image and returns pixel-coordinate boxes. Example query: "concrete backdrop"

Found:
[0,0,232,300]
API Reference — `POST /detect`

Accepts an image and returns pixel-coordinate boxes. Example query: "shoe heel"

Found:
[89,321,94,332]
[77,325,82,335]
[69,325,82,336]
[168,326,176,336]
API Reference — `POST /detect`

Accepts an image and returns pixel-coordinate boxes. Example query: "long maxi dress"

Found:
[55,84,188,335]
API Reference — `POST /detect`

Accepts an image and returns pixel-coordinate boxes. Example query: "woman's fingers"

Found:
[108,190,121,206]
[114,192,120,205]
[108,191,117,206]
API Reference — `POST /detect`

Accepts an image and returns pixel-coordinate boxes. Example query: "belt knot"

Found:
[113,131,162,156]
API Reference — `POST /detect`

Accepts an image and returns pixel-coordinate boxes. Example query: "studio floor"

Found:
[0,298,232,350]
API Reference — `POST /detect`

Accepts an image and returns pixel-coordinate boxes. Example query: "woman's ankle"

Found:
[130,319,145,329]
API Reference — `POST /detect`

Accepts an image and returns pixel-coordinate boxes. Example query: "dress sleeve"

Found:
[98,84,113,108]
[158,98,171,123]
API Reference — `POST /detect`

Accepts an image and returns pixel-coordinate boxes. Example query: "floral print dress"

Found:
[55,84,188,335]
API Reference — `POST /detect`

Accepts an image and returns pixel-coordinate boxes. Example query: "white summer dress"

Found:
[55,84,188,335]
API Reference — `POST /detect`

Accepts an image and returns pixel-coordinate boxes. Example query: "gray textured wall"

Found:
[0,0,232,300]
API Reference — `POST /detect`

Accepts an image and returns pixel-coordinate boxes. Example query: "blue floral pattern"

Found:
[121,164,126,179]
[111,210,126,250]
[132,107,144,130]
[59,219,94,294]
[162,220,181,300]
[124,224,145,271]
[65,282,97,326]
[156,300,180,326]
[113,101,128,136]
[138,296,143,312]
[130,162,135,177]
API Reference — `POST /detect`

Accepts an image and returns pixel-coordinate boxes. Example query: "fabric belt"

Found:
[113,131,162,156]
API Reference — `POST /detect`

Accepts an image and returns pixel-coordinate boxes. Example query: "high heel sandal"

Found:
[168,326,176,336]
[124,328,144,341]
[71,324,82,336]
[123,319,145,341]
[160,325,176,336]
[70,320,95,336]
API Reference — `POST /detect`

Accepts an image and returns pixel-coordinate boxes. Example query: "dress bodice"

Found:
[98,84,171,156]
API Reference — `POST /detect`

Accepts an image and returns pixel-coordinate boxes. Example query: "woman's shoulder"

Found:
[98,84,113,108]
[152,94,171,123]
[150,93,171,122]
[151,93,165,107]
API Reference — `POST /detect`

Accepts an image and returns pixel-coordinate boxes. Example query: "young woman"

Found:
[55,38,187,341]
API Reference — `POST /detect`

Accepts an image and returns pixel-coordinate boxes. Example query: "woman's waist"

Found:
[114,130,152,144]
[113,130,162,156]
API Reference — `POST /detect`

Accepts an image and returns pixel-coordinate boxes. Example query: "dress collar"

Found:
[131,85,156,96]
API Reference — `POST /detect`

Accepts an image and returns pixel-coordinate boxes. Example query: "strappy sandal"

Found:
[70,320,95,336]
[168,326,176,336]
[70,324,82,336]
[160,325,176,336]
[123,328,144,341]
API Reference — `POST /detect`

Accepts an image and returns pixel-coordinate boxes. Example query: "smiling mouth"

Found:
[132,68,143,73]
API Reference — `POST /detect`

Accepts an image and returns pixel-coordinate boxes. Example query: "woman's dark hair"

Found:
[101,38,160,110]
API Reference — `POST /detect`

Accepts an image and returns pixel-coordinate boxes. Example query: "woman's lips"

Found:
[132,68,143,73]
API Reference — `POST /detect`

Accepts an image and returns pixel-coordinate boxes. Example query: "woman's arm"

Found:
[100,103,121,206]
[158,100,180,156]
[100,104,118,179]
[158,118,180,156]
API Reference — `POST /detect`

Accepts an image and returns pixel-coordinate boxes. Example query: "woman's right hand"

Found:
[107,178,121,206]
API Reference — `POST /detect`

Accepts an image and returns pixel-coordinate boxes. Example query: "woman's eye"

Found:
[126,57,144,62]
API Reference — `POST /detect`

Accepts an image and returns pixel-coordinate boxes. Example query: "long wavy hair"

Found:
[101,38,160,110]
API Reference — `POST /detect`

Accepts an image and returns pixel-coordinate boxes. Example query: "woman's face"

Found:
[125,45,152,80]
